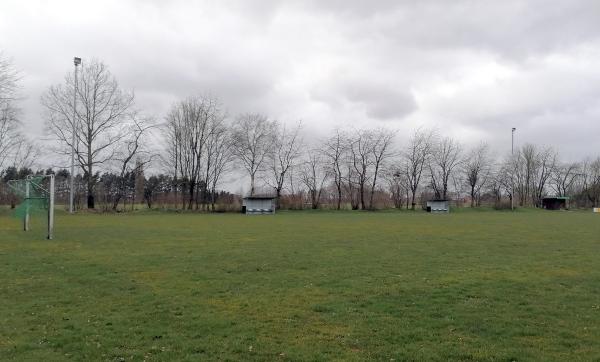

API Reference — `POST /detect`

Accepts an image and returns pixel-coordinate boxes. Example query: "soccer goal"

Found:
[7,175,55,240]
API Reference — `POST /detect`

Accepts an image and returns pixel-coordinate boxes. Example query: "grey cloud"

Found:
[309,0,600,58]
[341,81,416,120]
[0,0,599,160]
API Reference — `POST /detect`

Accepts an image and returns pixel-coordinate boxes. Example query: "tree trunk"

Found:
[181,182,186,210]
[87,141,95,209]
[87,174,95,209]
[250,173,255,196]
[369,163,381,210]
[188,181,195,210]
[173,176,178,209]
[336,181,342,210]
[112,193,121,211]
[359,182,365,210]
[369,176,378,210]
[211,191,216,211]
[276,187,282,209]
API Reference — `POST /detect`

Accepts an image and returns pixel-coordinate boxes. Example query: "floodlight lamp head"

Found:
[512,127,516,131]
[74,57,81,66]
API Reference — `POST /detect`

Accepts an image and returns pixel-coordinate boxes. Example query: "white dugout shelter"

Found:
[242,196,276,215]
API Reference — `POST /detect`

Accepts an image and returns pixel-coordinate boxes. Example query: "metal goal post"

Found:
[7,175,55,240]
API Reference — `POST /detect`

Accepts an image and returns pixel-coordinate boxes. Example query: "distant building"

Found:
[242,196,276,214]
[426,200,449,213]
[542,197,569,210]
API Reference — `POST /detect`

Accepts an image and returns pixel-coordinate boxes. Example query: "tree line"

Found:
[1,55,599,211]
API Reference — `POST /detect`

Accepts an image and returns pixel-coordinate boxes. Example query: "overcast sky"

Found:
[1,0,599,163]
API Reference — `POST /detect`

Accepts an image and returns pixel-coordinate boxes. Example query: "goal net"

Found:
[7,175,55,239]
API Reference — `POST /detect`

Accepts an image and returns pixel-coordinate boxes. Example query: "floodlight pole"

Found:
[511,127,516,211]
[69,57,81,214]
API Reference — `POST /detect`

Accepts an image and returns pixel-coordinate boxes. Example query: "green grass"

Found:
[1,209,599,361]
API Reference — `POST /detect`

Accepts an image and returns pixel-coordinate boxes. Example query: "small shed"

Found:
[542,197,569,210]
[242,196,276,215]
[426,199,449,213]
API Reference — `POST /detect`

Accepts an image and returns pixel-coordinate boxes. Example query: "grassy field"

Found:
[1,208,599,361]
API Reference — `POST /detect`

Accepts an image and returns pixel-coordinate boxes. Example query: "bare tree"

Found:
[348,130,374,210]
[300,150,330,209]
[231,113,276,196]
[514,144,537,206]
[267,122,303,207]
[551,161,580,197]
[0,102,21,169]
[204,116,235,210]
[163,95,220,209]
[368,129,397,209]
[0,53,21,169]
[581,157,600,207]
[429,136,462,200]
[509,144,557,207]
[487,162,506,206]
[451,172,465,205]
[463,143,491,207]
[10,135,40,170]
[42,59,135,208]
[343,153,360,210]
[322,129,346,210]
[402,129,434,210]
[387,168,409,209]
[163,106,184,206]
[111,116,155,210]
[532,147,557,207]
